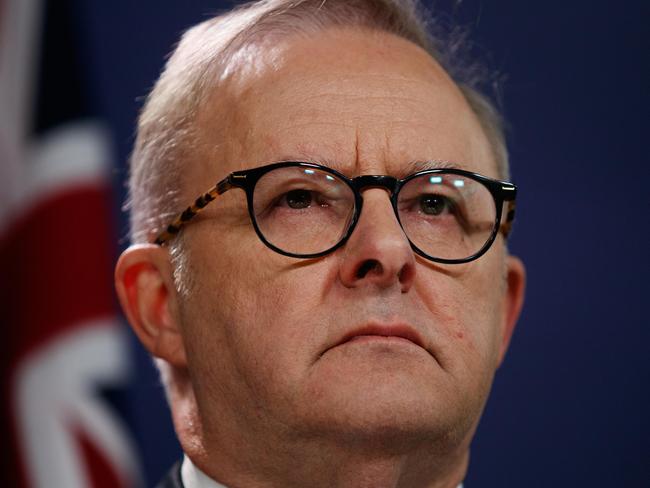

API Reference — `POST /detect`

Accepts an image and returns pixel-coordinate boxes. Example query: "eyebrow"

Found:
[277,155,461,174]
[397,159,460,178]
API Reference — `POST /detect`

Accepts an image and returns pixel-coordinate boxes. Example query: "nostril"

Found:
[356,259,382,279]
[398,264,415,290]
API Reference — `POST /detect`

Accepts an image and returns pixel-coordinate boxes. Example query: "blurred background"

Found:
[1,0,648,486]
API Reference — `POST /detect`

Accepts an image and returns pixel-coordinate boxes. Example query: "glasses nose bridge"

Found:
[349,174,402,233]
[352,175,399,197]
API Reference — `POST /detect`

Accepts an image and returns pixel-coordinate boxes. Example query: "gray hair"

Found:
[127,0,509,244]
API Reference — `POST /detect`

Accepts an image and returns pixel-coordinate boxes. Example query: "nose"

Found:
[338,189,416,292]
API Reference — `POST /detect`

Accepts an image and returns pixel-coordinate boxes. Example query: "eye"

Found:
[285,189,313,209]
[419,194,451,215]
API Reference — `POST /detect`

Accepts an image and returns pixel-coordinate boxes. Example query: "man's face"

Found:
[175,28,518,451]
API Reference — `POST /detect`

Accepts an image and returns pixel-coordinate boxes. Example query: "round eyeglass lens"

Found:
[252,166,356,255]
[397,173,497,261]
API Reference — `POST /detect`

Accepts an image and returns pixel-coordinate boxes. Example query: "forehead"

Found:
[194,27,496,182]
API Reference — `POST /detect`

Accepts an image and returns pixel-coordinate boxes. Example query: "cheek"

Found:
[415,259,506,369]
[417,266,505,416]
[179,240,331,399]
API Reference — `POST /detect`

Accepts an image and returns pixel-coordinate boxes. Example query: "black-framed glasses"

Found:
[153,161,517,264]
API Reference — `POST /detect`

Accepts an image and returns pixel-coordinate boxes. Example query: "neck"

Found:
[170,377,470,488]
[265,448,468,488]
[182,415,469,488]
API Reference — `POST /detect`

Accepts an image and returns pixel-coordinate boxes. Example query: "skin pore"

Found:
[116,27,525,488]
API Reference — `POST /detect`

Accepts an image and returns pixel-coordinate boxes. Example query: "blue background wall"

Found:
[71,0,650,485]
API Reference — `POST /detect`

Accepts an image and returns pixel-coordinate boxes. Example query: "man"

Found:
[115,0,526,486]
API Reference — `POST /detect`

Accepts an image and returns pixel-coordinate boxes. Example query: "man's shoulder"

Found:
[155,460,184,488]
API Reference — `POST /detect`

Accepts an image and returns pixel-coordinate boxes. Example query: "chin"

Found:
[292,356,468,452]
[297,393,468,456]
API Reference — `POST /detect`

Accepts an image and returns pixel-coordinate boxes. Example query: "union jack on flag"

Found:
[1,0,142,486]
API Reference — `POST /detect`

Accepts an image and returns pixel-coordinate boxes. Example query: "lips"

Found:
[335,324,427,351]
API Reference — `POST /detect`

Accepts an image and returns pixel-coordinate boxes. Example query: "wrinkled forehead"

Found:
[191,27,496,186]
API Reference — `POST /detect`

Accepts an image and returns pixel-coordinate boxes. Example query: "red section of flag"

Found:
[76,425,124,488]
[0,185,117,362]
[0,184,125,488]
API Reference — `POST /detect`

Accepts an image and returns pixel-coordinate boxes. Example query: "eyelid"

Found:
[399,177,462,197]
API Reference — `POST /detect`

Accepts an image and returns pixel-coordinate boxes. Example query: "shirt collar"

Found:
[181,456,227,488]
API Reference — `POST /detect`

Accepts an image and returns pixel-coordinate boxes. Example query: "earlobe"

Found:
[115,244,187,367]
[497,255,526,366]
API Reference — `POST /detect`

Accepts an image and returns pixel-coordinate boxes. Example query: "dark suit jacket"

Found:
[156,461,184,488]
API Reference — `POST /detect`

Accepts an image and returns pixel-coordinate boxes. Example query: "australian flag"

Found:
[0,0,143,486]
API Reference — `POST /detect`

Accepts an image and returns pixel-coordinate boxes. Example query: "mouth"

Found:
[333,323,427,352]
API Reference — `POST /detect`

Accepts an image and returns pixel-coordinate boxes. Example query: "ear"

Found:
[497,255,526,366]
[115,244,187,367]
